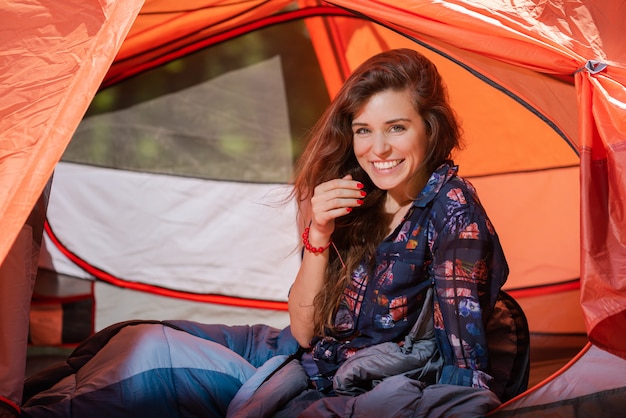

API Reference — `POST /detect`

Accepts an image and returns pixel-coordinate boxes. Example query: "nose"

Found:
[372,131,391,157]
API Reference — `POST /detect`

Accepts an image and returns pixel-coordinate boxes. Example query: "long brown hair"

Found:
[292,48,462,335]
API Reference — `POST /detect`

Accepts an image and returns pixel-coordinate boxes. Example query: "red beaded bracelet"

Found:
[302,227,332,254]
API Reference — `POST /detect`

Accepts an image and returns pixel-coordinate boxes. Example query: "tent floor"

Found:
[527,333,588,387]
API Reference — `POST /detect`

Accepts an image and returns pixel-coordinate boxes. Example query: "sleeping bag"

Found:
[22,320,299,417]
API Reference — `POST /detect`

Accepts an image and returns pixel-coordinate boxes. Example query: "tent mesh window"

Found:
[63,18,330,184]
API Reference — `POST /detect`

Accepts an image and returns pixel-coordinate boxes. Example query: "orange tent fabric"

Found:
[0,0,143,408]
[1,0,625,363]
[0,0,144,263]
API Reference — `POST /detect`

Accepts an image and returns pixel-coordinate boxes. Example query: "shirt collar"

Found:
[413,162,458,208]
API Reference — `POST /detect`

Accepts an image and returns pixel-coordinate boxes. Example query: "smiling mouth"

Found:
[373,160,402,170]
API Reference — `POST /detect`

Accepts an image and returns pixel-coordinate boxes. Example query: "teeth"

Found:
[373,160,400,170]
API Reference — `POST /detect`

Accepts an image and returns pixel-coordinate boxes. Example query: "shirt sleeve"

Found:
[429,184,504,389]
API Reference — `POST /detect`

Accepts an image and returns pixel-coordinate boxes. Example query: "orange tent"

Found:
[2,0,625,414]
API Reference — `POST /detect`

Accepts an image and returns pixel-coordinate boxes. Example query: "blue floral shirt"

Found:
[311,163,509,389]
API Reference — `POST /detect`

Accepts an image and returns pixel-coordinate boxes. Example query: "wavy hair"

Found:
[292,48,462,335]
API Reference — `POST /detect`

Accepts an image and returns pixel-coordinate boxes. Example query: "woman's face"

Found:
[352,89,429,201]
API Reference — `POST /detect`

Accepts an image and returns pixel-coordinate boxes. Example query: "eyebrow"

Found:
[351,117,412,127]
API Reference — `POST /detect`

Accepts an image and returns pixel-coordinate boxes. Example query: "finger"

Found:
[311,189,364,213]
[315,178,365,197]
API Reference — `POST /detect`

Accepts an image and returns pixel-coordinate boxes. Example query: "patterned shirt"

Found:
[311,163,509,389]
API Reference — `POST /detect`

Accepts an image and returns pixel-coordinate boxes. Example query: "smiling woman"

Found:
[286,49,515,413]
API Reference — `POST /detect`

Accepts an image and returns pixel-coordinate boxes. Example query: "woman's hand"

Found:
[308,174,365,239]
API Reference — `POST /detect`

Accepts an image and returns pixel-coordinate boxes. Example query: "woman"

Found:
[286,48,509,407]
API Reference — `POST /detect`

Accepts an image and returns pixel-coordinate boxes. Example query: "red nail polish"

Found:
[360,190,367,197]
[346,207,353,213]
[357,199,364,205]
[357,183,364,189]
